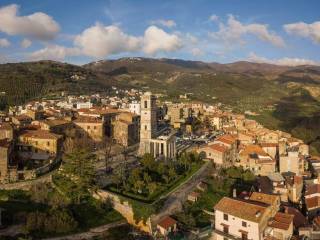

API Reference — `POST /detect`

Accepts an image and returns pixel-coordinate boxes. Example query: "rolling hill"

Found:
[1,57,320,154]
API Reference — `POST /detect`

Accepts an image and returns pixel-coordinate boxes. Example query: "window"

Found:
[242,221,247,227]
[35,141,38,145]
[223,225,229,234]
[145,125,147,130]
[144,101,148,108]
[223,214,228,221]
[87,126,90,130]
[47,141,50,146]
[94,126,97,130]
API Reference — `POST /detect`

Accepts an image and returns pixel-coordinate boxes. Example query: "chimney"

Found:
[233,188,237,198]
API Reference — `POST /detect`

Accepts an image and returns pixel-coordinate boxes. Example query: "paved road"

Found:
[43,220,127,240]
[152,161,212,226]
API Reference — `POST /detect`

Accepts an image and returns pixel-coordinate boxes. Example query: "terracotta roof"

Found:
[74,116,103,123]
[19,130,62,140]
[157,216,177,230]
[215,134,237,145]
[77,108,120,115]
[249,192,279,206]
[41,119,70,127]
[208,143,228,153]
[240,145,270,158]
[214,197,268,223]
[14,114,32,121]
[284,206,307,228]
[305,196,320,210]
[268,212,294,230]
[260,143,278,148]
[305,184,320,196]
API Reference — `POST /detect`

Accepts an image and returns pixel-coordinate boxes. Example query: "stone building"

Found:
[138,92,176,160]
[113,112,140,147]
[17,130,62,161]
[0,123,13,140]
[73,116,105,142]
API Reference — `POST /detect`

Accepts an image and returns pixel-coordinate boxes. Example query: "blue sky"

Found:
[0,0,319,65]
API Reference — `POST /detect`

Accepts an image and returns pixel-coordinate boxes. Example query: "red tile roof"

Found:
[305,196,320,210]
[208,143,228,153]
[284,206,307,228]
[214,197,268,223]
[19,130,62,140]
[268,212,294,230]
[306,184,320,196]
[157,216,177,230]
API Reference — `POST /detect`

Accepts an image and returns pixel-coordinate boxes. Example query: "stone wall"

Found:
[0,173,52,190]
[93,190,153,233]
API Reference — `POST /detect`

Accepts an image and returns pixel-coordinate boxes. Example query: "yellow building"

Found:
[17,130,62,160]
[73,116,105,142]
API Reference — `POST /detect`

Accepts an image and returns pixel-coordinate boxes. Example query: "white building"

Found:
[129,101,141,115]
[213,194,293,240]
[76,101,92,109]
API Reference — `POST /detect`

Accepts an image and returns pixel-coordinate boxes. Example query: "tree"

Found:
[62,149,97,204]
[168,167,177,181]
[141,153,156,171]
[148,182,158,195]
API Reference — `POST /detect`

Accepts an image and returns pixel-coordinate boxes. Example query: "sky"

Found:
[0,0,319,65]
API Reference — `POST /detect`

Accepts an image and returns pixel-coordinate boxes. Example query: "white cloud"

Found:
[0,4,60,40]
[150,19,176,28]
[284,21,320,43]
[29,45,80,61]
[20,38,32,48]
[210,15,285,47]
[191,48,204,57]
[209,14,219,22]
[248,52,320,66]
[143,25,182,55]
[74,23,141,58]
[0,38,10,47]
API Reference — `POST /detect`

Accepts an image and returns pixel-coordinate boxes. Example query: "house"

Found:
[305,184,320,220]
[260,143,278,160]
[17,130,62,161]
[267,173,288,202]
[249,192,280,216]
[187,191,200,203]
[280,149,304,175]
[157,216,177,237]
[73,116,105,142]
[198,143,230,165]
[36,119,73,135]
[26,109,44,120]
[12,114,32,126]
[238,144,276,176]
[266,212,294,240]
[286,175,303,203]
[214,196,272,240]
[0,123,13,140]
[112,112,140,146]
